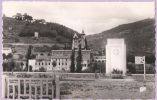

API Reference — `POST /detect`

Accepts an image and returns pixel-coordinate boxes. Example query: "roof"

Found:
[73,33,79,39]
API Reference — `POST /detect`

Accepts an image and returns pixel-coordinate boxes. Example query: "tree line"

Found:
[10,13,78,44]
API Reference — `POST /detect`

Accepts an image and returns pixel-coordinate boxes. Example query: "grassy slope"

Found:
[87,19,155,57]
[3,17,78,44]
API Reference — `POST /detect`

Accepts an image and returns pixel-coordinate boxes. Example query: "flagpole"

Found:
[143,56,146,80]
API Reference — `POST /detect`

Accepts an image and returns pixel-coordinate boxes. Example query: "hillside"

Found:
[87,19,155,63]
[3,17,79,44]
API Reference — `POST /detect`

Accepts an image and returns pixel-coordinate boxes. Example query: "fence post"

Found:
[55,75,60,99]
[18,79,20,99]
[2,75,7,99]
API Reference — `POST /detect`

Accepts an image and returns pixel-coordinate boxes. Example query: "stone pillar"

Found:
[106,39,126,75]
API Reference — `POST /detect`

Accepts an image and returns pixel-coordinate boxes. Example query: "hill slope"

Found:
[87,19,155,60]
[3,17,79,44]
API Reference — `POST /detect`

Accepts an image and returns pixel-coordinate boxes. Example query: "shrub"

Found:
[112,69,123,74]
[56,36,61,42]
[111,69,123,79]
[111,74,123,79]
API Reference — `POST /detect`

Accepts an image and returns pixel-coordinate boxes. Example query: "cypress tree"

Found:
[84,38,88,50]
[25,45,32,72]
[70,49,75,72]
[76,44,82,73]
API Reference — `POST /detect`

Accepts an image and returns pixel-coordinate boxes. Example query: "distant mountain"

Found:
[87,19,155,61]
[3,17,79,44]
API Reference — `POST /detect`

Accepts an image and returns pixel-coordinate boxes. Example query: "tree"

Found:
[3,62,8,71]
[93,62,98,73]
[21,62,24,70]
[28,16,33,23]
[29,65,33,72]
[23,13,33,23]
[34,19,46,24]
[10,59,15,74]
[70,49,75,72]
[23,13,28,20]
[6,53,13,59]
[84,38,88,50]
[14,13,22,20]
[3,53,7,60]
[76,44,82,73]
[127,63,136,73]
[14,64,22,72]
[51,44,60,50]
[25,45,32,71]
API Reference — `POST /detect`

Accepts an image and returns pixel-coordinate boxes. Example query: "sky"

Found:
[2,1,155,35]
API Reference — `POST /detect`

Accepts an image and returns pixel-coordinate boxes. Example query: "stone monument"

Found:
[106,39,126,75]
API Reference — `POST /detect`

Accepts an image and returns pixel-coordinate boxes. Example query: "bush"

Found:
[56,36,61,42]
[111,69,123,79]
[51,44,60,50]
[112,69,123,74]
[127,63,136,73]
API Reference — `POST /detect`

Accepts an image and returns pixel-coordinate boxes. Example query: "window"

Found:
[48,53,51,56]
[39,62,40,65]
[62,63,64,65]
[45,62,47,65]
[42,62,44,65]
[65,63,67,65]
[49,62,50,65]
[35,62,37,65]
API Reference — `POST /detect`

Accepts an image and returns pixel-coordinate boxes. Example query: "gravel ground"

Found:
[60,77,155,99]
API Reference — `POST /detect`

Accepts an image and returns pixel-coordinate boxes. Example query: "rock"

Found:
[140,86,146,93]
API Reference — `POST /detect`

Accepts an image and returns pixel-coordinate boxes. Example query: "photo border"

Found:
[0,0,156,99]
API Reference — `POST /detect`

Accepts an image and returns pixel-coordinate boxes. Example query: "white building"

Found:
[51,50,91,71]
[93,56,106,63]
[29,59,55,71]
[2,47,12,55]
[29,30,91,72]
[34,32,39,38]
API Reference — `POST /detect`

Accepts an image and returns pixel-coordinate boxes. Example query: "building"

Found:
[72,30,87,50]
[93,56,106,63]
[29,46,52,71]
[34,32,39,38]
[2,47,12,55]
[51,50,91,71]
[29,30,91,72]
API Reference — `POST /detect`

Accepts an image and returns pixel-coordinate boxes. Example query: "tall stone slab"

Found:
[106,39,126,75]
